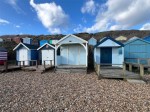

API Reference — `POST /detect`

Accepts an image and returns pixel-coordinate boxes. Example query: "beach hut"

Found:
[0,47,7,65]
[88,37,97,46]
[55,34,88,69]
[49,38,59,45]
[94,37,124,66]
[40,40,48,46]
[128,36,139,41]
[22,37,33,44]
[37,43,55,66]
[13,43,38,66]
[124,38,150,64]
[143,36,150,42]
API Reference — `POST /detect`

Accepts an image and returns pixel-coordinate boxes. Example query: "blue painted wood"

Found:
[68,45,78,65]
[40,40,48,46]
[59,35,86,45]
[28,50,31,60]
[61,45,68,64]
[79,45,86,65]
[88,37,97,46]
[60,44,86,65]
[30,50,38,60]
[144,36,150,42]
[16,50,19,61]
[124,38,150,64]
[100,47,112,64]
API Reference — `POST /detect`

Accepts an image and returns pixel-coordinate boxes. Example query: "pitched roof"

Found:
[88,37,97,41]
[124,38,150,45]
[56,34,88,44]
[37,43,55,50]
[95,37,124,48]
[24,43,39,49]
[13,42,38,50]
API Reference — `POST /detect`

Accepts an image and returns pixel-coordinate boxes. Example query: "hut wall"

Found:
[23,38,32,44]
[88,38,97,46]
[40,40,48,46]
[124,39,150,64]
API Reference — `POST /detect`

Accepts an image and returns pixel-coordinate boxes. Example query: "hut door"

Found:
[100,47,112,64]
[42,50,54,65]
[68,45,78,65]
[61,45,68,65]
[19,48,28,65]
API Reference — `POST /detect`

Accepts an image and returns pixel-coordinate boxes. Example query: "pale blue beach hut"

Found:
[55,34,88,69]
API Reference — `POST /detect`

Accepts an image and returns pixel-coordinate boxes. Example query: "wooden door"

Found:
[100,47,112,64]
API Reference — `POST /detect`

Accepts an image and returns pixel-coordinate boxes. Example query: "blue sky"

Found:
[0,0,150,35]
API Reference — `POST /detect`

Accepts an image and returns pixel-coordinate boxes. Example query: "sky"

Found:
[0,0,150,35]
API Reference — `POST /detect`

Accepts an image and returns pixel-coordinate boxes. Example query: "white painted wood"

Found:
[42,50,54,65]
[19,48,29,65]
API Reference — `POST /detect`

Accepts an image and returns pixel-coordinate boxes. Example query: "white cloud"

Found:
[81,0,97,15]
[73,24,85,33]
[15,25,20,28]
[30,0,68,34]
[84,0,150,32]
[0,18,10,25]
[6,0,24,14]
[140,23,150,30]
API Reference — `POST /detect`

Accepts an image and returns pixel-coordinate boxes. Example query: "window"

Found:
[57,48,60,55]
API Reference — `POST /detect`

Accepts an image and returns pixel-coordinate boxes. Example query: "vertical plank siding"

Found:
[124,39,150,64]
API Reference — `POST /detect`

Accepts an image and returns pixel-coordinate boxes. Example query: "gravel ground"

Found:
[0,71,150,112]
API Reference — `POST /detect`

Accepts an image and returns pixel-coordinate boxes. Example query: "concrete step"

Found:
[127,79,146,84]
[55,68,87,73]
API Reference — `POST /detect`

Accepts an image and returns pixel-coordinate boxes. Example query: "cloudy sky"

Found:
[0,0,150,35]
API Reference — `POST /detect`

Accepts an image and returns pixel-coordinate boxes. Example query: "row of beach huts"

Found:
[1,34,150,75]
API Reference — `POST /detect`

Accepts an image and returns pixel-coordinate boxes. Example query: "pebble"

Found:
[0,71,150,111]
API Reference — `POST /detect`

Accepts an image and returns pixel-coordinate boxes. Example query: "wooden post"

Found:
[137,59,140,64]
[129,64,132,72]
[94,63,96,71]
[19,61,21,67]
[16,60,17,65]
[38,60,40,65]
[123,63,126,77]
[50,60,52,67]
[44,61,46,68]
[36,60,38,68]
[148,59,150,72]
[140,64,144,77]
[148,59,150,65]
[97,64,101,80]
[32,61,33,66]
[4,61,8,72]
[23,61,25,67]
